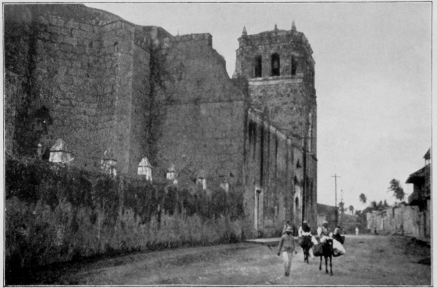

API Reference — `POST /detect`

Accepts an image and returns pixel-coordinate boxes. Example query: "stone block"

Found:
[73,45,86,55]
[64,36,77,46]
[76,69,86,78]
[60,43,71,53]
[58,27,68,36]
[47,25,60,34]
[49,17,64,26]
[50,33,61,42]
[72,29,88,39]
[65,20,79,29]
[79,23,93,32]
[39,32,50,40]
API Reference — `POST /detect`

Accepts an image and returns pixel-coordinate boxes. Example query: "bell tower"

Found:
[233,23,316,155]
[234,23,317,227]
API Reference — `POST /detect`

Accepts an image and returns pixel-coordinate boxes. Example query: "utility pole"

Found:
[340,189,344,227]
[331,174,340,226]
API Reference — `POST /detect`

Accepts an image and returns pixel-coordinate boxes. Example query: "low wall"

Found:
[366,204,430,239]
[5,156,251,274]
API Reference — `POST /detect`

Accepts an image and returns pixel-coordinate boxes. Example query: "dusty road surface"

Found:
[17,235,431,285]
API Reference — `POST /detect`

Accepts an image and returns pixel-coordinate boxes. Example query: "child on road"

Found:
[277,226,297,277]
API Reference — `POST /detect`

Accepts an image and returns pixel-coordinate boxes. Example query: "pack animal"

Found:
[319,239,334,275]
[300,235,313,263]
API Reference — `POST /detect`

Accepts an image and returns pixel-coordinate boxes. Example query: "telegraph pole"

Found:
[331,174,340,226]
[340,189,344,227]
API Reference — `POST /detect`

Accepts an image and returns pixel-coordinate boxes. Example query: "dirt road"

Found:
[17,235,431,285]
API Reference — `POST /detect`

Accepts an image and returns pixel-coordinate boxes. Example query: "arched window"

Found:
[271,53,280,76]
[295,197,299,208]
[254,55,262,78]
[291,55,298,76]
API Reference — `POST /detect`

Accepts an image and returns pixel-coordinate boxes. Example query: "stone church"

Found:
[4,4,317,233]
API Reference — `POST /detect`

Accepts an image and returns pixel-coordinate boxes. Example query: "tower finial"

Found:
[242,26,247,36]
[292,21,296,31]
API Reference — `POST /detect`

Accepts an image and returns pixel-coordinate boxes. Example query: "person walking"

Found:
[282,220,292,234]
[277,226,297,277]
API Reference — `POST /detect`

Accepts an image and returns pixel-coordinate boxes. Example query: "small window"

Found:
[295,197,299,208]
[271,53,280,76]
[254,55,262,78]
[291,55,298,75]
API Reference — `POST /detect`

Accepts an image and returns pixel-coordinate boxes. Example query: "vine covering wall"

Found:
[5,156,250,277]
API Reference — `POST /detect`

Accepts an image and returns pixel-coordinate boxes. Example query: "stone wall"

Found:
[4,71,24,155]
[4,4,250,182]
[234,28,314,79]
[4,4,319,241]
[156,33,248,192]
[233,25,317,152]
[243,109,316,235]
[4,4,156,175]
[235,26,318,232]
[366,204,430,239]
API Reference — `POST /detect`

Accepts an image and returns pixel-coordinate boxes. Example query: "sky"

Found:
[87,2,432,211]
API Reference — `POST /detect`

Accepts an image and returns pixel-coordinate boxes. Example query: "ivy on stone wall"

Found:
[5,156,247,274]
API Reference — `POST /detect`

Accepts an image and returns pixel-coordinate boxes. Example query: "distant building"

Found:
[317,203,338,227]
[367,148,431,239]
[406,148,431,210]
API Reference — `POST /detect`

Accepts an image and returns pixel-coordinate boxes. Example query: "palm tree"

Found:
[359,193,367,204]
[388,179,405,201]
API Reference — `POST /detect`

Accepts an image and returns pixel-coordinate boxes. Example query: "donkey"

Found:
[319,238,334,275]
[301,235,313,263]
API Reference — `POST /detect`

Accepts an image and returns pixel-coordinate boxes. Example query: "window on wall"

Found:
[254,55,262,78]
[271,53,280,76]
[295,197,299,208]
[291,55,298,75]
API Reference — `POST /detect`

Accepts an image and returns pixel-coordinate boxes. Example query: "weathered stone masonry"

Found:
[5,5,317,236]
[158,33,247,192]
[234,24,318,231]
[4,5,152,174]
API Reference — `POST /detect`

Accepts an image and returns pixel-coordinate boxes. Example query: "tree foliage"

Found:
[349,205,354,215]
[388,179,405,201]
[359,193,367,204]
